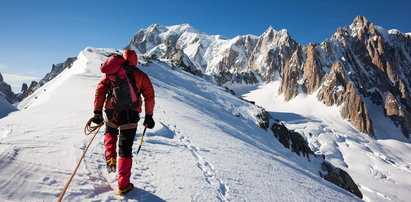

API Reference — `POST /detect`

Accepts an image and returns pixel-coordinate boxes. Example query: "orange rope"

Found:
[84,118,104,135]
[57,118,103,202]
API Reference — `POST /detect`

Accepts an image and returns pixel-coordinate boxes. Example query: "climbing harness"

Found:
[57,118,103,202]
[103,113,138,130]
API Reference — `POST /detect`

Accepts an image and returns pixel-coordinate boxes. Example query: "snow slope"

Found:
[242,82,411,202]
[0,47,360,201]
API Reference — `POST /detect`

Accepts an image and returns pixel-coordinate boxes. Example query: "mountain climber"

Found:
[91,49,155,195]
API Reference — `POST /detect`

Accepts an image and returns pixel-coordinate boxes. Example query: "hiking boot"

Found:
[118,183,134,196]
[106,158,116,173]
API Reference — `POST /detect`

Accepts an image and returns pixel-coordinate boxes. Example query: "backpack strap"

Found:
[124,65,139,97]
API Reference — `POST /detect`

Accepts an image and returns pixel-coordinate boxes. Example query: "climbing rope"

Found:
[57,118,104,202]
[58,118,147,201]
[84,117,104,135]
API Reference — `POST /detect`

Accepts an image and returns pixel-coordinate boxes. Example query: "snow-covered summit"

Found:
[126,23,297,78]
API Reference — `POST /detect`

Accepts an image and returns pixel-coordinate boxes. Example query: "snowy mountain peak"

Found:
[264,25,275,34]
[145,23,204,38]
[351,15,370,28]
[167,23,202,34]
[261,26,291,40]
[146,23,167,33]
[346,16,380,40]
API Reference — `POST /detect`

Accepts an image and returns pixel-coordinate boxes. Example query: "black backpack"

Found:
[100,54,140,110]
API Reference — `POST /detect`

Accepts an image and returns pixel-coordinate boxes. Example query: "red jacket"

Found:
[94,69,155,115]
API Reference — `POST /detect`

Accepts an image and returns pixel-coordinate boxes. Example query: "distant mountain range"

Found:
[125,16,411,139]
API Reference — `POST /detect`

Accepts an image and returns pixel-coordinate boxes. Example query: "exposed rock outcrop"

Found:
[278,48,303,101]
[22,81,40,99]
[214,71,259,86]
[170,50,202,77]
[302,44,323,94]
[39,57,76,86]
[384,92,411,137]
[0,73,15,103]
[271,120,314,158]
[320,161,363,198]
[317,62,374,136]
[255,108,271,130]
[250,105,363,198]
[269,119,362,198]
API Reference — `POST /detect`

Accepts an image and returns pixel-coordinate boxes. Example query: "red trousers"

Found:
[105,131,136,189]
[104,110,139,189]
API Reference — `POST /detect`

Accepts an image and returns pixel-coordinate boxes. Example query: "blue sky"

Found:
[0,0,410,92]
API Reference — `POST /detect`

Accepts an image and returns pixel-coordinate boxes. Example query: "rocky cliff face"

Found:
[317,16,411,137]
[317,62,375,135]
[126,17,411,138]
[249,27,301,83]
[0,73,15,103]
[275,16,410,137]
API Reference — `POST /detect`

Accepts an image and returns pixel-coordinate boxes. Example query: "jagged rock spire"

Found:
[353,16,369,27]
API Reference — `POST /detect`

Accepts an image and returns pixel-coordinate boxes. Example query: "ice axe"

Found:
[136,126,148,155]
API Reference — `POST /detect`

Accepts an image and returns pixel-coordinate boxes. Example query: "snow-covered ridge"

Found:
[0,47,362,201]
